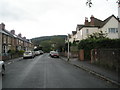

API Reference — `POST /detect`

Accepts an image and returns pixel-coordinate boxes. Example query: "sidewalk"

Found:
[4,57,23,65]
[60,57,120,87]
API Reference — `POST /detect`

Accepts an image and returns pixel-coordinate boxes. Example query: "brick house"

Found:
[0,23,34,61]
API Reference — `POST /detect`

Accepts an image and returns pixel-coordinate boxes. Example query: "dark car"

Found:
[49,51,59,58]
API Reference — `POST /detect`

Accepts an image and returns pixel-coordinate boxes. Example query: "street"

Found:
[2,53,115,88]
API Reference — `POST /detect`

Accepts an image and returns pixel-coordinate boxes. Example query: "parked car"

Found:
[35,51,40,56]
[0,61,5,76]
[49,51,59,58]
[23,51,35,59]
[39,50,44,55]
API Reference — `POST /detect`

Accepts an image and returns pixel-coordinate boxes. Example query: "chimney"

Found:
[10,30,15,35]
[0,23,5,30]
[18,33,22,37]
[90,15,94,26]
[23,37,26,39]
[84,17,89,26]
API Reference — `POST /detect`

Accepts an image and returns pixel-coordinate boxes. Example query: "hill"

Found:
[31,35,67,45]
[31,35,67,52]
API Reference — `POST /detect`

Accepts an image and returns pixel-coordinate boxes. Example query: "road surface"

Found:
[2,53,115,88]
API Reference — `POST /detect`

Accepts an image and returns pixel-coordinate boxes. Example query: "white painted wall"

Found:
[102,17,119,39]
[81,27,99,39]
[118,5,120,38]
[76,30,82,41]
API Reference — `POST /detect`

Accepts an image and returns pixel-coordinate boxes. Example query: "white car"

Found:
[0,61,5,76]
[35,51,40,56]
[49,51,59,58]
[23,51,35,59]
[39,50,44,54]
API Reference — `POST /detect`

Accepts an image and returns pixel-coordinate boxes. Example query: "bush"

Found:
[78,38,120,60]
[18,50,25,56]
[78,38,120,50]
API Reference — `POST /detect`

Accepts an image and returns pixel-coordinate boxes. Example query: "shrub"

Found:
[78,38,120,60]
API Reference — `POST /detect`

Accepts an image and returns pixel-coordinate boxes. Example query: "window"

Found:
[108,28,118,33]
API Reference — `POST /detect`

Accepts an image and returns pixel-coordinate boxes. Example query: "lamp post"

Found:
[67,34,70,61]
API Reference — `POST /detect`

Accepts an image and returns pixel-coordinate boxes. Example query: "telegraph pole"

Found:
[67,34,70,61]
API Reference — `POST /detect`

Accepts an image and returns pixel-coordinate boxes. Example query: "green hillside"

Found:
[31,35,67,45]
[31,35,67,52]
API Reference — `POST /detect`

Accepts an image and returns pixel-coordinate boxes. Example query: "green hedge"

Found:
[78,38,120,49]
[78,38,120,60]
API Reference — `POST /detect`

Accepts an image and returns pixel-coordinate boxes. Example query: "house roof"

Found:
[0,29,9,35]
[100,15,120,28]
[3,29,15,37]
[72,31,77,35]
[77,15,119,30]
[93,17,103,27]
[1,29,31,43]
[77,24,98,31]
[76,24,84,30]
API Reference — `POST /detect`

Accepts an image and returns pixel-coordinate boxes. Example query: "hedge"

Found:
[78,38,120,60]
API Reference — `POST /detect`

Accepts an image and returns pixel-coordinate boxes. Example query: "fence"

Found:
[91,49,120,72]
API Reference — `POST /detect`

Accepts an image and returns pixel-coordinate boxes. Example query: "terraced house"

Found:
[0,23,34,61]
[69,15,120,43]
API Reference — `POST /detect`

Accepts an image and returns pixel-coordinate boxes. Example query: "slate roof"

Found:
[72,31,77,35]
[100,15,120,28]
[0,29,9,35]
[77,15,119,30]
[1,29,31,43]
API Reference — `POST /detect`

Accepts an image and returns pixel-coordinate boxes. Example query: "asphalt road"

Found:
[2,53,115,88]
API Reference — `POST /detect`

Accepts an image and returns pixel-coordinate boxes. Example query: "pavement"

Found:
[4,57,23,66]
[60,57,120,87]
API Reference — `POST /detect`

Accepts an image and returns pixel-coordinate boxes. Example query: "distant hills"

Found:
[31,35,67,45]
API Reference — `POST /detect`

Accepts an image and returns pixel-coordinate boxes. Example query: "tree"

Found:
[40,40,52,52]
[86,0,119,7]
[86,0,92,7]
[87,31,108,39]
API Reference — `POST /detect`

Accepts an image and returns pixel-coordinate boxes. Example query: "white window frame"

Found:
[108,28,118,33]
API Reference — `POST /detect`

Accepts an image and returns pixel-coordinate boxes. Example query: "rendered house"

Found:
[69,15,120,43]
[0,23,34,61]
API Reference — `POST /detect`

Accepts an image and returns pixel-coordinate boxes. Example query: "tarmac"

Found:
[60,57,120,87]
[3,56,120,87]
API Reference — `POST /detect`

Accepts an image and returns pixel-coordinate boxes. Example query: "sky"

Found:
[0,0,118,39]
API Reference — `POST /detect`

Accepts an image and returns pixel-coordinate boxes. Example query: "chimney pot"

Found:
[84,17,89,25]
[10,30,15,34]
[90,15,94,26]
[18,33,22,37]
[23,37,26,39]
[0,23,5,30]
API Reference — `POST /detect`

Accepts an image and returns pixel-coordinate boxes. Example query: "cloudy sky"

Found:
[0,0,118,39]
